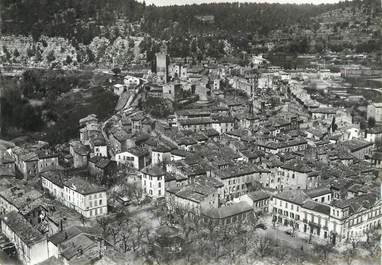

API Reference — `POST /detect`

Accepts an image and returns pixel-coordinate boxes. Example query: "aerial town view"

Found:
[0,0,381,264]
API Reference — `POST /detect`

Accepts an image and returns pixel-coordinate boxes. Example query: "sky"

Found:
[139,0,343,6]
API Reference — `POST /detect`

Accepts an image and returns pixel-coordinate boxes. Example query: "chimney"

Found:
[64,232,68,239]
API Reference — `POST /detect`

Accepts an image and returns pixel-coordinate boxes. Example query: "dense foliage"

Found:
[143,97,173,118]
[0,88,44,135]
[45,86,118,144]
[1,0,334,44]
[0,70,117,143]
[20,69,92,99]
[1,0,145,44]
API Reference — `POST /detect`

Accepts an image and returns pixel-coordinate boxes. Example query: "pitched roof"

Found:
[274,190,310,205]
[202,201,252,219]
[247,190,270,202]
[49,226,99,246]
[2,211,44,245]
[141,165,166,177]
[64,177,106,195]
[305,186,331,198]
[280,159,313,173]
[303,200,331,215]
[40,170,66,187]
[125,146,150,157]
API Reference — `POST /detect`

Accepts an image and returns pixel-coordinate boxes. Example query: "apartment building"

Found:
[41,171,108,218]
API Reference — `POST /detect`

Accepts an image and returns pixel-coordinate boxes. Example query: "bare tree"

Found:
[96,217,112,239]
[272,247,289,265]
[120,231,131,253]
[110,227,120,245]
[343,248,357,265]
[254,235,272,259]
[314,243,334,265]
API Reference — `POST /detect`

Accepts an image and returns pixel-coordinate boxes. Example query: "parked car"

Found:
[0,242,14,251]
[0,240,11,249]
[284,230,295,237]
[255,223,267,230]
[3,245,16,256]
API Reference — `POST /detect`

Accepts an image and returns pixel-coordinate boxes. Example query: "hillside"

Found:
[0,0,381,68]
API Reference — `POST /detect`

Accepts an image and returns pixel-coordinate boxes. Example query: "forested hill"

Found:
[1,0,380,64]
[1,0,146,44]
[1,0,337,44]
[142,3,334,38]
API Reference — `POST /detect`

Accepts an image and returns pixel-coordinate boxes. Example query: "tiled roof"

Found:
[141,165,166,177]
[201,201,252,219]
[281,159,312,173]
[247,190,270,202]
[49,226,99,246]
[2,211,44,245]
[64,177,106,195]
[126,146,150,157]
[303,200,331,215]
[274,190,310,205]
[305,186,331,198]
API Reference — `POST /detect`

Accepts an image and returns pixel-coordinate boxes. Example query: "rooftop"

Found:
[0,186,42,210]
[2,211,44,245]
[247,190,270,202]
[201,201,252,219]
[126,146,150,157]
[303,200,331,215]
[274,190,310,205]
[64,177,106,195]
[305,186,331,198]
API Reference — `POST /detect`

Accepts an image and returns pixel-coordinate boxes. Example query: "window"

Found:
[99,199,102,205]
[158,182,161,188]
[90,201,93,207]
[159,190,161,196]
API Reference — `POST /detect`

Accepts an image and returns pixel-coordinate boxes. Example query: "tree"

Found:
[314,243,334,264]
[80,215,86,225]
[120,231,131,253]
[47,50,56,63]
[27,47,36,58]
[112,67,121,75]
[2,46,11,61]
[343,248,356,265]
[96,217,112,239]
[65,55,73,65]
[86,47,95,63]
[253,235,272,258]
[13,49,20,58]
[368,117,376,128]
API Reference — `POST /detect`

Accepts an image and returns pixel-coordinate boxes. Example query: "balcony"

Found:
[308,221,321,229]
